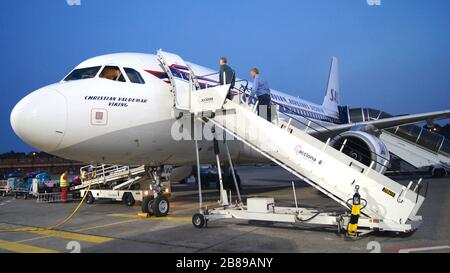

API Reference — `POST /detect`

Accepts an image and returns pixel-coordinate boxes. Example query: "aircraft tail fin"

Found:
[322,56,340,112]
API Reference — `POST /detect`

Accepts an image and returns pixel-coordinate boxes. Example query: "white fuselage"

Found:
[10,53,339,167]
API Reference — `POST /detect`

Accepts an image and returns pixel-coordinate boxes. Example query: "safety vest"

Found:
[60,174,69,188]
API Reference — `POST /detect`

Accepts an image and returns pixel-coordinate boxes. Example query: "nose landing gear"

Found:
[141,166,171,217]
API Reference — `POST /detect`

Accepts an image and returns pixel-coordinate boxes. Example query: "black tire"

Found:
[192,213,206,228]
[123,193,135,207]
[85,192,95,204]
[141,196,155,214]
[24,194,28,200]
[152,195,170,217]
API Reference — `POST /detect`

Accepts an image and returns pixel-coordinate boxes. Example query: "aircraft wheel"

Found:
[123,193,135,207]
[152,195,170,217]
[192,213,206,228]
[85,192,95,204]
[142,196,155,215]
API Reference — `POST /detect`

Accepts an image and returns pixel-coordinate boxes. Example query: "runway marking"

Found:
[151,216,191,223]
[15,235,53,244]
[28,229,114,244]
[398,245,450,253]
[108,213,142,219]
[108,213,191,223]
[15,221,132,244]
[75,219,139,232]
[0,239,59,253]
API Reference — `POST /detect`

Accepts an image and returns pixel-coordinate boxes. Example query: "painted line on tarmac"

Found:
[27,229,114,244]
[108,213,191,223]
[75,219,139,232]
[15,222,131,244]
[0,239,59,253]
[15,235,53,244]
[1,222,114,245]
[398,245,450,253]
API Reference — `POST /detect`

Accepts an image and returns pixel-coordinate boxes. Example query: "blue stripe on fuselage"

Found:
[166,65,342,125]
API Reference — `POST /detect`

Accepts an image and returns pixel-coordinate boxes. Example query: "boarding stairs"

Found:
[208,99,424,229]
[157,50,426,233]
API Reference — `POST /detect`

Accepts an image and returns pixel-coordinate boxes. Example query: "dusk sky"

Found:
[0,0,449,152]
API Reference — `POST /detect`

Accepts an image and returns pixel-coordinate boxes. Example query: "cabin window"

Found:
[64,66,102,81]
[99,66,126,82]
[124,68,145,84]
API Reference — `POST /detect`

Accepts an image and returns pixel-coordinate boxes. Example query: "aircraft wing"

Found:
[308,109,450,140]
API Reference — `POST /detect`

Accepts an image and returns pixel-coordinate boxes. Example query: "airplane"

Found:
[10,50,450,214]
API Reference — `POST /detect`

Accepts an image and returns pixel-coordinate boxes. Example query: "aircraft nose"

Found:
[11,87,67,152]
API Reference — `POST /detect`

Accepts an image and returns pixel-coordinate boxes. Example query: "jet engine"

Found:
[330,131,391,174]
[166,165,194,183]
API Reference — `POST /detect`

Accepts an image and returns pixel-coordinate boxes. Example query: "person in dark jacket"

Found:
[219,57,236,100]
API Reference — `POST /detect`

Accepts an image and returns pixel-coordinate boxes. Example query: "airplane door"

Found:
[157,50,192,110]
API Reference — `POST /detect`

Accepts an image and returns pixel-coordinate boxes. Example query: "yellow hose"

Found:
[0,179,93,233]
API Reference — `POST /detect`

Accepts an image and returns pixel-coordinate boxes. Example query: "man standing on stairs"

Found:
[251,67,272,122]
[219,57,236,100]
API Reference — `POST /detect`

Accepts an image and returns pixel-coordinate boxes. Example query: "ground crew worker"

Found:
[82,170,89,182]
[251,67,272,122]
[219,57,236,100]
[60,171,69,202]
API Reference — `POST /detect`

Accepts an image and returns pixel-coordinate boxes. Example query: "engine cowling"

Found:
[169,165,195,182]
[330,131,390,174]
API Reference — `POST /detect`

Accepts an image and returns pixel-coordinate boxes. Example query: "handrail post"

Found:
[305,120,312,133]
[322,138,331,152]
[340,139,348,152]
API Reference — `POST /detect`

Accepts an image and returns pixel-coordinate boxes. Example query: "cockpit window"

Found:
[99,66,126,82]
[64,66,101,81]
[124,68,145,84]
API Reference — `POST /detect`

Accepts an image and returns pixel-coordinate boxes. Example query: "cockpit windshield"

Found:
[99,66,126,82]
[63,64,145,84]
[64,66,101,81]
[124,67,145,84]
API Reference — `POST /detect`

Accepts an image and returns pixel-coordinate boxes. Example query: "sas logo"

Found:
[330,89,338,103]
[295,145,317,163]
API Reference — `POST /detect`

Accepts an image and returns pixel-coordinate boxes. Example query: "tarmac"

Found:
[0,166,449,253]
